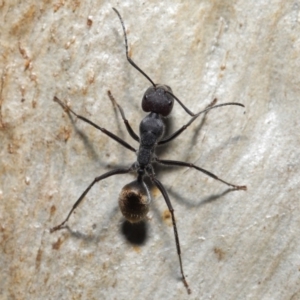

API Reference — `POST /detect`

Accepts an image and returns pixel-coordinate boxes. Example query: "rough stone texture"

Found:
[1,1,299,299]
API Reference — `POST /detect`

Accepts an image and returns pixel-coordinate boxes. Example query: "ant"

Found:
[51,7,247,295]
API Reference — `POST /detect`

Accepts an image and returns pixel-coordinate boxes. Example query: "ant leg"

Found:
[50,167,132,233]
[107,90,140,142]
[158,102,245,145]
[54,96,136,152]
[149,175,191,295]
[155,158,247,190]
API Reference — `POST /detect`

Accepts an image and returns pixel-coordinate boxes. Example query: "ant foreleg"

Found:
[54,96,136,152]
[107,90,140,142]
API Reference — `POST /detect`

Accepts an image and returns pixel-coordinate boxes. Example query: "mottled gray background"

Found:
[1,0,299,299]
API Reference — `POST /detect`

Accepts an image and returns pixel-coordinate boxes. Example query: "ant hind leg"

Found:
[50,167,132,233]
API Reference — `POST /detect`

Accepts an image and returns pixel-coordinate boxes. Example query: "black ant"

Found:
[51,7,247,295]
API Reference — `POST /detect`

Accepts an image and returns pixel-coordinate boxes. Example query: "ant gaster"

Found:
[51,8,247,295]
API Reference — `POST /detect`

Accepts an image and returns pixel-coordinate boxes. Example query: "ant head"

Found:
[142,84,174,117]
[119,179,150,223]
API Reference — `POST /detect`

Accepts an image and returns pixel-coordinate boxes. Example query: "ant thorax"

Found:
[138,112,164,168]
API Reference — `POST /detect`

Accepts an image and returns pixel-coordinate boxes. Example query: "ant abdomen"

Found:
[142,84,174,116]
[118,180,151,223]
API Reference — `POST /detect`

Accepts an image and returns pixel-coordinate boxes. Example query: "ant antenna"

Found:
[165,90,196,116]
[113,8,156,87]
[195,101,245,116]
[113,7,244,120]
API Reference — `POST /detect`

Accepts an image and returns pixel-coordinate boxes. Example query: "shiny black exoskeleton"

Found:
[51,8,247,295]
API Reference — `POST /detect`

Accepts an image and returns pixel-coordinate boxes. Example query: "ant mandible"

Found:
[51,7,247,295]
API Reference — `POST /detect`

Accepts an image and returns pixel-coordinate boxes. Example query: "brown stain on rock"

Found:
[133,245,141,253]
[50,205,56,217]
[52,237,64,250]
[56,125,71,142]
[162,209,172,226]
[10,5,36,36]
[87,17,93,27]
[35,248,43,270]
[214,247,225,261]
